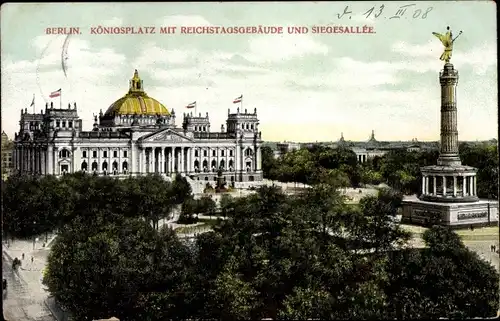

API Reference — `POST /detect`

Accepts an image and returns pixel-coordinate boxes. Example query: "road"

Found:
[2,252,55,321]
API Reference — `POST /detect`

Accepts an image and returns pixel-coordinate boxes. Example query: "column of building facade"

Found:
[38,147,43,173]
[36,147,40,173]
[46,145,52,174]
[33,147,36,173]
[442,176,447,196]
[452,176,457,196]
[183,146,187,173]
[235,144,240,172]
[139,148,144,174]
[257,146,262,171]
[469,176,474,196]
[118,149,122,174]
[462,176,467,196]
[159,148,164,174]
[186,147,191,173]
[147,148,151,173]
[473,177,477,196]
[421,175,426,194]
[254,146,258,171]
[32,147,36,173]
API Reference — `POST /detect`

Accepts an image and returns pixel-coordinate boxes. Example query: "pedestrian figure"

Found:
[31,256,34,263]
[491,245,494,252]
[22,253,25,260]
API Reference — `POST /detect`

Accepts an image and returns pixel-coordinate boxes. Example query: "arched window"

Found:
[112,161,118,174]
[211,160,217,171]
[220,159,225,170]
[102,161,108,171]
[229,159,234,170]
[194,160,200,172]
[81,161,88,171]
[122,161,128,172]
[59,148,70,158]
[92,161,98,171]
[202,159,208,172]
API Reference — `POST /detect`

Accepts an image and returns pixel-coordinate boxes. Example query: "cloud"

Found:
[133,44,198,68]
[1,35,128,138]
[245,32,329,63]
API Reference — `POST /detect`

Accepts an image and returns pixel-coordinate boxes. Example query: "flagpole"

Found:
[32,94,35,114]
[240,95,243,111]
[195,103,197,117]
[60,90,62,109]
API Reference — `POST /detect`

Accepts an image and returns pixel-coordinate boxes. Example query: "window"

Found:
[123,150,128,158]
[221,150,225,157]
[113,151,118,158]
[60,149,69,158]
[82,151,87,158]
[103,151,107,158]
[230,150,233,156]
[56,121,60,127]
[92,151,97,158]
[68,121,73,128]
[62,121,66,128]
[195,150,199,157]
[212,150,216,157]
[203,150,207,157]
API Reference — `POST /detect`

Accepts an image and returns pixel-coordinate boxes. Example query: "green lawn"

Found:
[175,218,220,234]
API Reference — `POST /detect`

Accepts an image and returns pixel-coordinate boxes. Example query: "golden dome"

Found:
[104,70,170,117]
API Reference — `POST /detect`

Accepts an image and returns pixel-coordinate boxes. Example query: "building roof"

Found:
[103,70,170,117]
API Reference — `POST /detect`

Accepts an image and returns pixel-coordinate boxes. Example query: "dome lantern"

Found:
[103,70,170,117]
[129,69,144,93]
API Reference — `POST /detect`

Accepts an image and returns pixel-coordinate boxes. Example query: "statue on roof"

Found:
[432,26,463,63]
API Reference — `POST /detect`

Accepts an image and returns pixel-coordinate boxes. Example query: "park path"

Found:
[2,235,59,321]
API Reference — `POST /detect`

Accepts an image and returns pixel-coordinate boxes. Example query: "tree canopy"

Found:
[34,179,499,320]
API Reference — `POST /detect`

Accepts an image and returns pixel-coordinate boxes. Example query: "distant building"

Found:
[274,141,301,158]
[1,131,14,180]
[332,131,437,163]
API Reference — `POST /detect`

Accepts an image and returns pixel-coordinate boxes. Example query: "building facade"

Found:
[1,131,14,180]
[12,70,263,187]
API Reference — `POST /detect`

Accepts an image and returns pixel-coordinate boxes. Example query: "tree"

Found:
[171,174,192,204]
[44,218,193,321]
[219,193,234,218]
[384,226,500,319]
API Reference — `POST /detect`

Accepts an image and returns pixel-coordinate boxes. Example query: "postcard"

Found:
[1,2,498,320]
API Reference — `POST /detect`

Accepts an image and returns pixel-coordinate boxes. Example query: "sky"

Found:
[1,1,497,143]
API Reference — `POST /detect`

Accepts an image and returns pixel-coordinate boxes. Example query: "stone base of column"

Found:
[437,155,462,166]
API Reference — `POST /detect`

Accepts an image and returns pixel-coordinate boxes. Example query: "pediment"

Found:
[141,129,193,143]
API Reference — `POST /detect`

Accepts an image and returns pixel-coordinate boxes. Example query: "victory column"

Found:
[401,27,498,227]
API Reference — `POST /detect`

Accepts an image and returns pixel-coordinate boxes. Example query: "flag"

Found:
[233,95,242,104]
[30,94,35,107]
[49,89,61,98]
[186,101,196,109]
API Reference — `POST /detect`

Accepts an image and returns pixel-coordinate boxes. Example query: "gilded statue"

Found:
[432,26,462,63]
